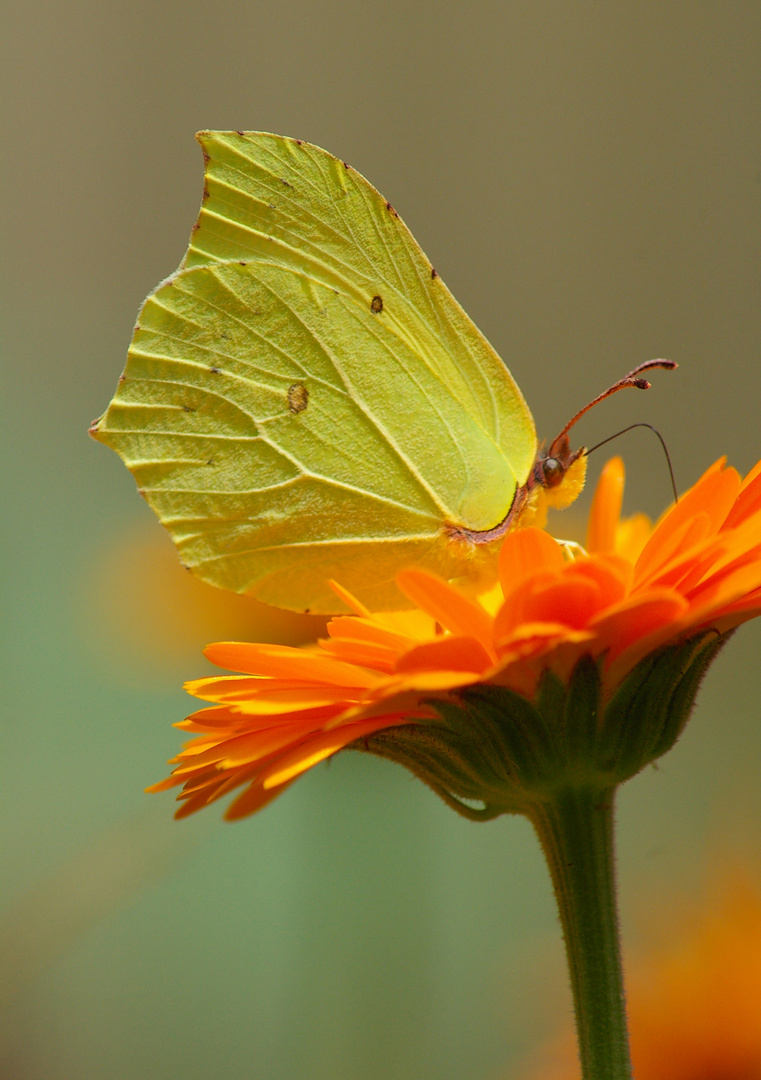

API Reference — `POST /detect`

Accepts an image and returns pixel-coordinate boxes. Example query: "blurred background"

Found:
[3,2,761,1077]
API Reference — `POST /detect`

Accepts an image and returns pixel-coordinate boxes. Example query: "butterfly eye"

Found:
[542,457,565,488]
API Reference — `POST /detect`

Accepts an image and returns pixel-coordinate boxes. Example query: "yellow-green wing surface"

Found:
[92,132,537,612]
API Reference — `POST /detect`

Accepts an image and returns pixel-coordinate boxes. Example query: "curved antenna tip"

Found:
[551,359,677,450]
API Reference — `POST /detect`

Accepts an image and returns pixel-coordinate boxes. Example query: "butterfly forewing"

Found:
[93,132,537,611]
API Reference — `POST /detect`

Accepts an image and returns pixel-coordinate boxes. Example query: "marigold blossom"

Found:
[149,456,761,820]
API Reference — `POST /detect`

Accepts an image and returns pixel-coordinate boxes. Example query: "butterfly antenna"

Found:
[551,359,677,449]
[586,422,678,504]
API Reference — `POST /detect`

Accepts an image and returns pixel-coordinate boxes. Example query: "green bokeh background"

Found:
[3,3,761,1077]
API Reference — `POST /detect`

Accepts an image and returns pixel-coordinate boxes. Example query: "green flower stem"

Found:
[527,785,631,1080]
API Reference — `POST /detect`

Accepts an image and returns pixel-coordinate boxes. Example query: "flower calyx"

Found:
[356,629,731,821]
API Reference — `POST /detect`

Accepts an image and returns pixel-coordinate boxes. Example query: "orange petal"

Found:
[586,457,625,553]
[614,512,652,563]
[590,590,689,661]
[176,762,243,794]
[635,527,727,594]
[185,675,352,705]
[326,615,420,653]
[493,570,564,641]
[499,527,566,596]
[521,574,605,629]
[321,616,422,671]
[564,556,630,608]
[639,463,739,579]
[175,786,231,819]
[493,628,595,698]
[224,777,299,820]
[679,541,761,600]
[739,457,761,491]
[327,579,371,616]
[371,608,438,640]
[371,669,480,694]
[261,715,412,789]
[203,642,377,688]
[711,596,761,634]
[145,775,181,794]
[685,561,761,624]
[184,676,263,701]
[394,635,494,675]
[175,732,235,757]
[174,765,267,818]
[635,513,713,587]
[320,638,399,672]
[723,468,761,530]
[396,569,496,658]
[181,718,326,769]
[179,709,337,734]
[312,686,436,730]
[179,702,290,730]
[494,621,593,660]
[222,686,363,713]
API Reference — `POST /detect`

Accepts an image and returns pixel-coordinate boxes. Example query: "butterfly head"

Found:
[522,433,588,527]
[521,358,677,527]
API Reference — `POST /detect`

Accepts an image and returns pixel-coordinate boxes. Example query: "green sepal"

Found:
[598,630,732,781]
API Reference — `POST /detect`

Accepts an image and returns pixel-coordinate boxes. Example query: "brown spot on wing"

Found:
[287,382,309,414]
[370,295,384,314]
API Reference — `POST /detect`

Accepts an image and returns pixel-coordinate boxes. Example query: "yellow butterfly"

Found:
[91,131,673,612]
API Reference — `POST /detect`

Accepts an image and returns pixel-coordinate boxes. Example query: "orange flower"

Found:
[149,456,761,820]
